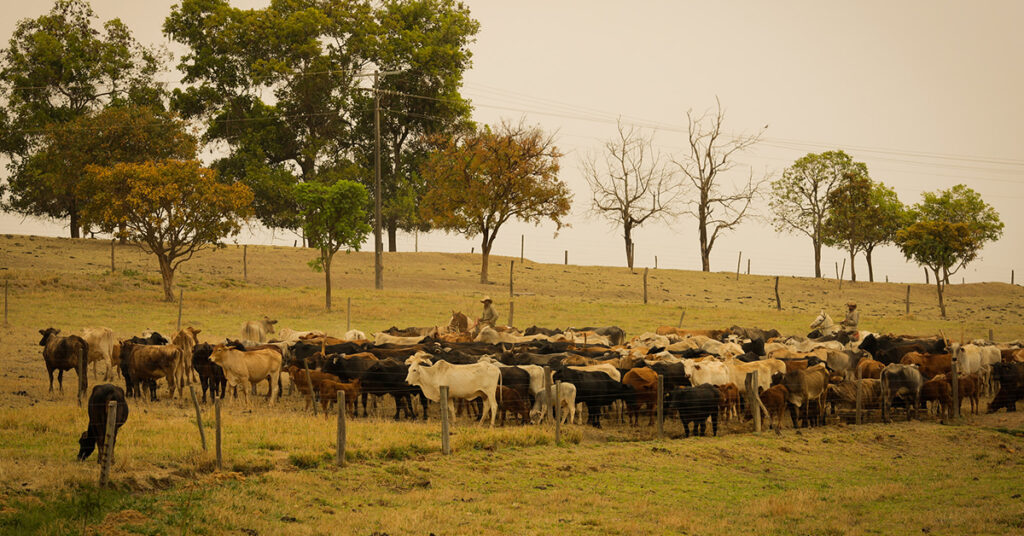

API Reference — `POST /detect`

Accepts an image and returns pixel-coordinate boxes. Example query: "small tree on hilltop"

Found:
[80,160,253,301]
[821,172,873,282]
[915,184,1004,284]
[859,182,906,282]
[896,220,973,318]
[419,120,572,283]
[294,179,371,311]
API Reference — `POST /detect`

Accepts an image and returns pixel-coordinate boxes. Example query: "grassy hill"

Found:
[1,234,1023,535]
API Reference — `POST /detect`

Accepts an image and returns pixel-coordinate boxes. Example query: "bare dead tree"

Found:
[673,99,767,272]
[581,119,679,270]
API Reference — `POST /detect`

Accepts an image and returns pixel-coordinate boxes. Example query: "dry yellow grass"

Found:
[1,234,1023,535]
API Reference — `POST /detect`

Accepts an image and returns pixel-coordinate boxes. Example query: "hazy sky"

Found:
[2,1,1022,284]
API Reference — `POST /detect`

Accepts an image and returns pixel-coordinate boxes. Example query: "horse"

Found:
[808,310,839,338]
[447,311,470,334]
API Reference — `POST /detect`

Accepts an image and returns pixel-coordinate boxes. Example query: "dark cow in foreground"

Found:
[553,368,635,428]
[78,384,129,462]
[192,343,226,403]
[759,384,789,433]
[988,362,1024,413]
[497,385,531,425]
[359,360,428,420]
[780,364,830,428]
[666,383,722,437]
[39,328,89,398]
[880,364,925,421]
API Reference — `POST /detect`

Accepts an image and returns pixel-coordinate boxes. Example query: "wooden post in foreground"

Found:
[855,367,863,425]
[656,375,664,439]
[215,399,223,471]
[643,267,649,304]
[554,380,562,444]
[774,277,781,311]
[176,288,183,331]
[752,370,762,433]
[337,391,346,466]
[99,400,118,486]
[440,386,451,455]
[950,355,960,420]
[905,285,911,315]
[189,386,207,451]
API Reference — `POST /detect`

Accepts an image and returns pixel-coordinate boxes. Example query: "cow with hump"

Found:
[405,356,501,426]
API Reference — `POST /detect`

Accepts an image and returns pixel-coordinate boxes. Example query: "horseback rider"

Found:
[840,302,859,336]
[478,296,498,329]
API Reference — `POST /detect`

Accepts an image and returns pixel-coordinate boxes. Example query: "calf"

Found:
[759,384,789,433]
[77,384,129,462]
[552,368,635,428]
[530,383,577,425]
[319,379,361,417]
[988,362,1024,413]
[497,385,531,425]
[622,367,658,426]
[717,383,740,422]
[39,328,89,398]
[667,383,722,437]
[284,365,339,410]
[936,373,981,415]
[920,378,952,419]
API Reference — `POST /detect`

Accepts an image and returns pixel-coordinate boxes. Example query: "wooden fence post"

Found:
[99,400,118,486]
[655,256,658,269]
[1012,270,1015,285]
[905,285,911,314]
[337,391,346,466]
[747,258,750,275]
[243,245,247,281]
[643,267,649,304]
[554,380,562,444]
[839,259,846,289]
[835,261,839,280]
[440,386,451,455]
[678,309,686,328]
[189,386,207,451]
[989,329,994,343]
[774,277,781,311]
[564,250,568,265]
[746,372,762,434]
[177,288,183,332]
[951,354,960,420]
[736,251,742,280]
[215,399,222,471]
[520,234,524,263]
[656,375,664,439]
[855,367,863,425]
[925,268,929,284]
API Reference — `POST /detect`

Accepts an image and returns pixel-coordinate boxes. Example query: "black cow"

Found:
[988,362,1024,413]
[291,341,369,366]
[523,326,563,337]
[648,362,691,391]
[552,368,635,428]
[741,338,766,357]
[499,366,532,400]
[667,383,721,437]
[860,334,947,365]
[38,328,88,398]
[191,343,226,403]
[322,353,379,415]
[358,360,428,420]
[78,384,129,462]
[129,332,169,346]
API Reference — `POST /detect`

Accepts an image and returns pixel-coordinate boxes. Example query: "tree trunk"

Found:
[813,239,822,278]
[934,268,946,318]
[158,256,175,302]
[698,218,710,272]
[117,223,127,245]
[387,220,398,252]
[866,247,875,283]
[323,252,332,311]
[624,223,634,271]
[69,205,81,239]
[480,240,490,284]
[849,249,857,282]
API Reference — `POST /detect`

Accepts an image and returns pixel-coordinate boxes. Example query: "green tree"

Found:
[859,182,906,282]
[821,172,872,282]
[294,179,371,311]
[79,160,253,301]
[0,0,163,237]
[419,120,572,283]
[769,150,867,277]
[165,0,374,232]
[348,0,479,250]
[896,185,1003,317]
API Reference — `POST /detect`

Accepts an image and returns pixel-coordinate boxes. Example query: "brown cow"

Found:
[172,327,202,390]
[718,383,740,422]
[935,373,982,415]
[284,365,340,410]
[39,328,88,399]
[780,364,830,427]
[857,358,885,379]
[900,351,952,379]
[119,342,181,401]
[920,378,952,419]
[760,384,789,433]
[497,385,531,425]
[319,379,361,417]
[622,368,659,425]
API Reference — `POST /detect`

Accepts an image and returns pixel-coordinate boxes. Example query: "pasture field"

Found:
[1,234,1023,535]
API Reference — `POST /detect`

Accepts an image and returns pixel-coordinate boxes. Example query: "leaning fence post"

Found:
[189,385,207,451]
[855,367,863,425]
[951,354,960,420]
[99,400,118,486]
[337,391,346,466]
[440,386,451,455]
[554,380,562,444]
[735,251,742,280]
[774,276,781,311]
[656,374,664,439]
[677,309,686,328]
[215,399,223,471]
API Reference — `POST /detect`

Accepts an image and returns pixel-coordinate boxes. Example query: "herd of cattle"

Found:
[37,315,1024,456]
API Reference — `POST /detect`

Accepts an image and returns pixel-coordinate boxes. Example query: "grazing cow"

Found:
[920,378,953,419]
[780,364,830,428]
[900,351,951,379]
[530,383,577,424]
[666,384,722,437]
[191,343,226,403]
[318,379,361,417]
[241,316,277,343]
[622,367,659,425]
[988,362,1024,413]
[717,383,740,422]
[285,365,340,410]
[210,346,283,407]
[39,328,89,398]
[119,342,182,401]
[880,364,925,421]
[82,327,116,381]
[77,384,129,462]
[497,385,531,425]
[406,360,501,426]
[760,384,789,433]
[857,358,885,379]
[552,368,635,428]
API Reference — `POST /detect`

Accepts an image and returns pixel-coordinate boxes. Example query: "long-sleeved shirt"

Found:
[480,303,499,326]
[841,309,859,330]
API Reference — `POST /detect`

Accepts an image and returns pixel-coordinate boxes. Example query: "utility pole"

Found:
[374,70,384,290]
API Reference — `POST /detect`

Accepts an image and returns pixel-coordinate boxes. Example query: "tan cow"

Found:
[82,326,116,381]
[172,327,202,393]
[119,342,182,401]
[241,316,277,343]
[210,346,283,407]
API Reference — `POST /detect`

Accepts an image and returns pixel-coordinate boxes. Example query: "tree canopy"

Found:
[419,120,572,283]
[0,0,164,236]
